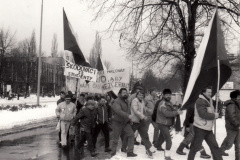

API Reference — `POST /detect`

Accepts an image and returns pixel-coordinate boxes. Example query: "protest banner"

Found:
[79,71,105,94]
[78,69,130,94]
[64,59,97,82]
[102,68,130,93]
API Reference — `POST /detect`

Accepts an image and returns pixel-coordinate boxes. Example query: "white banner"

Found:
[78,69,130,94]
[79,71,105,94]
[64,59,97,82]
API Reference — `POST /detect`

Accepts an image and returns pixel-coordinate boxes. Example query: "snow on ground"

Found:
[109,118,234,160]
[0,96,59,130]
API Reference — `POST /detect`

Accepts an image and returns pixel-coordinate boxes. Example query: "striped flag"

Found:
[181,10,232,110]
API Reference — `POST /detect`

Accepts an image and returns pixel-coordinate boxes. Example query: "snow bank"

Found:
[0,97,58,130]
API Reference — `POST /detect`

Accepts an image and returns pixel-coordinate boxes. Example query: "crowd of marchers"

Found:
[55,83,240,160]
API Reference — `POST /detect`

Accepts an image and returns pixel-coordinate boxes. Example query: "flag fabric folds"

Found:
[181,10,232,110]
[63,9,90,67]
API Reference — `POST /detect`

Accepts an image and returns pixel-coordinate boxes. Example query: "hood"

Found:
[224,99,238,107]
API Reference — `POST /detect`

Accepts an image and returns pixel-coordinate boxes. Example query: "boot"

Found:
[134,138,140,145]
[200,149,211,159]
[146,149,153,159]
[127,152,138,157]
[165,150,174,160]
[221,151,229,156]
[157,146,164,151]
[90,152,98,157]
[176,143,187,155]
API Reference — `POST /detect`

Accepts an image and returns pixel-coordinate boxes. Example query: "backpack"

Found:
[152,99,162,122]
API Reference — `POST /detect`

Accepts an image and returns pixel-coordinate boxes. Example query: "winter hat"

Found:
[163,89,172,95]
[230,90,240,99]
[136,86,143,90]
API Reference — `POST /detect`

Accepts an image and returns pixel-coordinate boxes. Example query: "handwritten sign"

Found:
[64,59,97,82]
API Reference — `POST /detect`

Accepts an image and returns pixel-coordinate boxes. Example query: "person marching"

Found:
[55,95,76,148]
[220,90,240,159]
[110,88,137,157]
[71,96,98,157]
[155,89,182,160]
[187,86,222,160]
[130,90,154,158]
[92,96,111,152]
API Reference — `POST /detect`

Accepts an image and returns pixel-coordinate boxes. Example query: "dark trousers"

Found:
[111,121,134,154]
[221,129,240,160]
[123,121,152,150]
[146,119,159,145]
[75,122,81,146]
[156,124,172,150]
[188,126,223,160]
[92,122,110,149]
[76,131,94,153]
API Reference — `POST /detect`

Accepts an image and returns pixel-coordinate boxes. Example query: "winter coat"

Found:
[71,106,97,133]
[145,94,158,117]
[112,96,131,124]
[128,93,137,107]
[131,98,146,123]
[56,102,76,121]
[224,99,240,131]
[193,94,215,131]
[96,104,109,124]
[156,99,178,126]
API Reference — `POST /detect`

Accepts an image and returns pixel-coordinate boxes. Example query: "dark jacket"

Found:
[111,96,131,124]
[71,106,97,133]
[225,99,240,131]
[76,101,86,115]
[193,94,215,131]
[156,99,178,126]
[96,104,110,124]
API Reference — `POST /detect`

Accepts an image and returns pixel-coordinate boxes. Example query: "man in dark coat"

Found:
[220,90,240,159]
[71,96,97,157]
[92,96,111,152]
[110,88,137,157]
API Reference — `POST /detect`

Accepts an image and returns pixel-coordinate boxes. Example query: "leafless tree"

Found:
[103,60,111,69]
[89,0,240,91]
[89,31,102,68]
[51,33,58,57]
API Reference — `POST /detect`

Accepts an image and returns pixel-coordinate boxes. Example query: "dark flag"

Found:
[181,10,232,110]
[63,9,90,67]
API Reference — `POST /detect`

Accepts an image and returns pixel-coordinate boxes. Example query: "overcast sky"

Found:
[0,0,131,69]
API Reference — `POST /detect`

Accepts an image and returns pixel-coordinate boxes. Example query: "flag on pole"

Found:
[181,10,232,110]
[96,55,104,71]
[63,9,90,67]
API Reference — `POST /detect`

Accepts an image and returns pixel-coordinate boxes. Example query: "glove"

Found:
[214,113,219,119]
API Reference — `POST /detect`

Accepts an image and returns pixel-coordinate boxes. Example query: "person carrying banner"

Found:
[187,86,222,160]
[110,88,137,157]
[155,89,182,160]
[71,96,98,157]
[92,96,111,152]
[176,103,211,158]
[220,90,240,159]
[145,88,160,145]
[130,90,154,158]
[55,95,76,148]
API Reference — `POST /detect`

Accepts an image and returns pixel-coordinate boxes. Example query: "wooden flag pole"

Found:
[37,0,43,106]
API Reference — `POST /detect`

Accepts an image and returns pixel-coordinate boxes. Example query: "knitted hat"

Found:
[230,90,240,99]
[163,89,172,95]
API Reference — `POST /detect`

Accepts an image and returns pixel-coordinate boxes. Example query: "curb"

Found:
[0,117,58,137]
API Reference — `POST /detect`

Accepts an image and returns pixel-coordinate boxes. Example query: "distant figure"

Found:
[131,79,145,94]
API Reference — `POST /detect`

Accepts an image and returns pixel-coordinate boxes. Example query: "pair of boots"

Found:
[176,143,211,159]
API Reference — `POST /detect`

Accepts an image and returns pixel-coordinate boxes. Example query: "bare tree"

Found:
[89,31,102,68]
[103,59,111,69]
[90,0,240,91]
[51,33,58,57]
